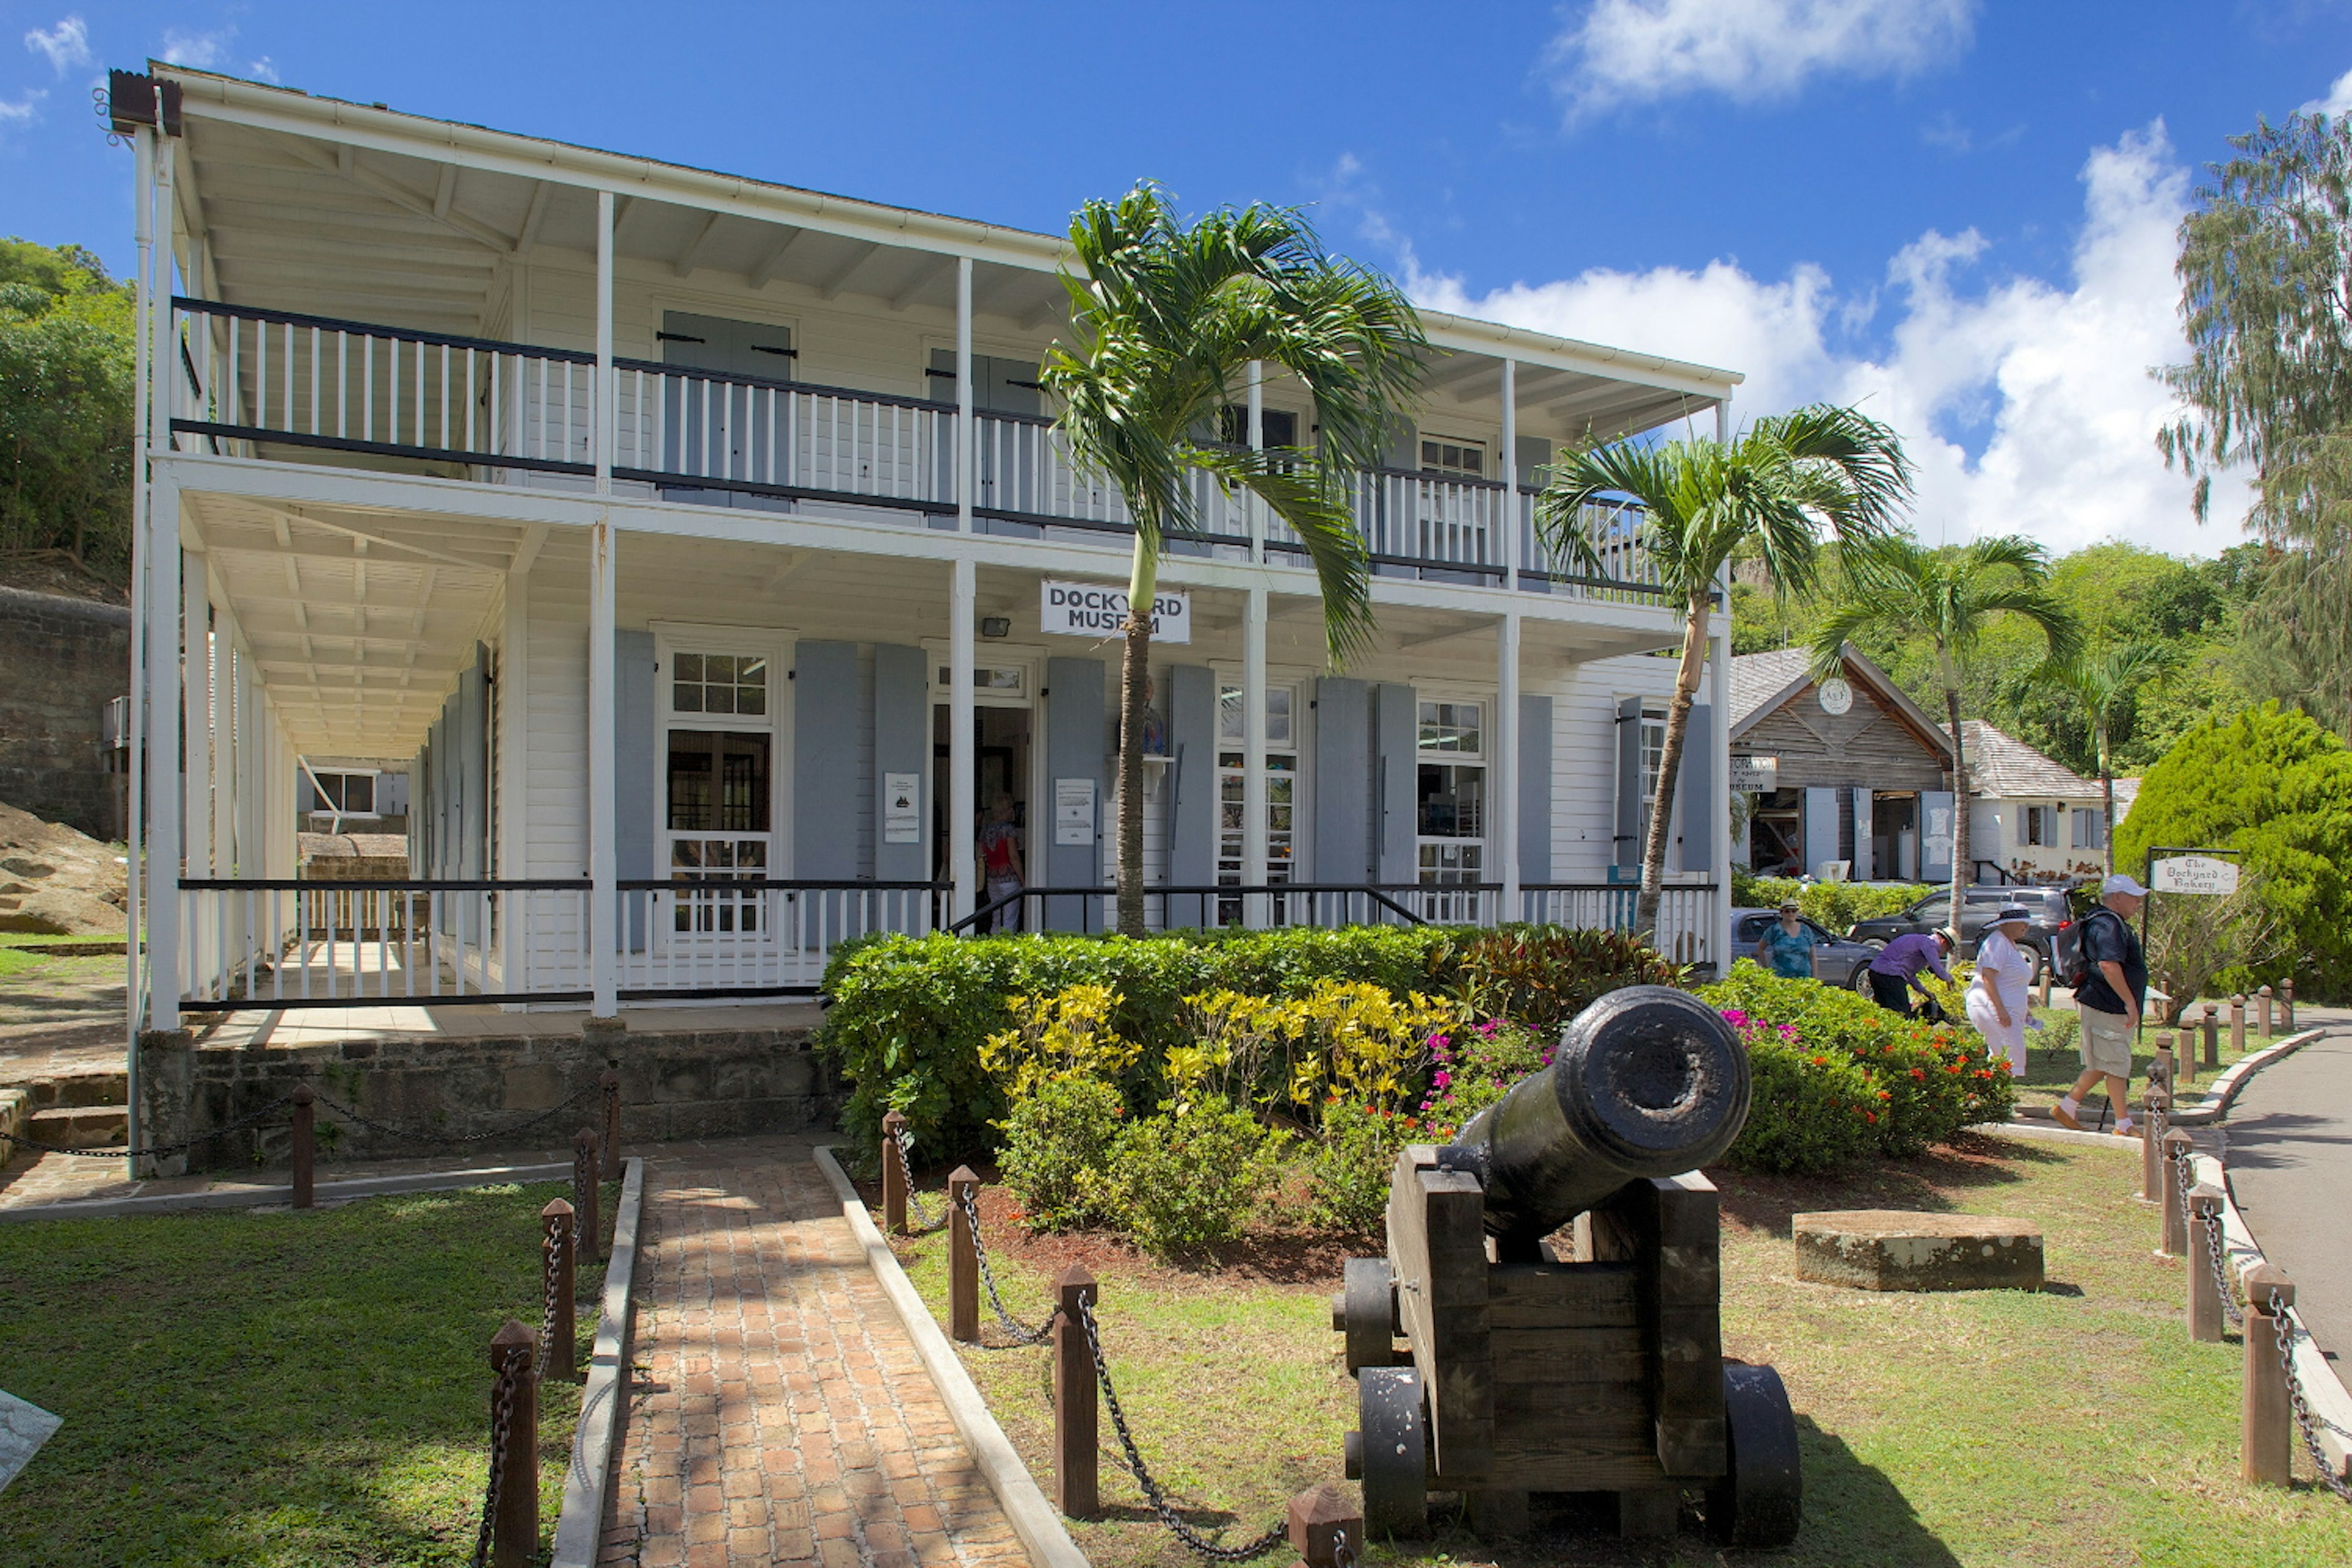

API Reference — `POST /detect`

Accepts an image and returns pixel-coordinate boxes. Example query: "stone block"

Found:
[1792,1210,2044,1292]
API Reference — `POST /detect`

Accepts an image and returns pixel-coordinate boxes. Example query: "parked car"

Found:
[1730,908,1881,995]
[1844,884,2084,984]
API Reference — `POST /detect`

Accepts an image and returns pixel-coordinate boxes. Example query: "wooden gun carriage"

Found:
[1333,987,1801,1547]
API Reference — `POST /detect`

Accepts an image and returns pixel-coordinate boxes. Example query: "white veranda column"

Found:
[949,559,977,921]
[956,258,973,533]
[145,477,183,1033]
[1242,586,1268,928]
[1496,612,1521,924]
[1498,357,1518,583]
[1711,394,1735,969]
[595,190,614,492]
[587,517,618,1016]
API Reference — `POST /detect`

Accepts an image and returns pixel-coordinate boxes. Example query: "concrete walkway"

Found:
[2223,1008,2352,1362]
[599,1134,1028,1568]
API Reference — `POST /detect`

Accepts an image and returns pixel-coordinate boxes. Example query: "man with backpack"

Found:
[2051,873,2150,1134]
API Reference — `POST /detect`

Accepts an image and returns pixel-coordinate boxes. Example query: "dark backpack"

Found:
[2067,907,2123,992]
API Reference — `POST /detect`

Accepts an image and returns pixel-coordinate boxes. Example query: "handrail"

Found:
[946,881,1438,935]
[1371,464,1509,492]
[181,876,589,892]
[617,878,951,892]
[172,295,595,364]
[612,355,958,415]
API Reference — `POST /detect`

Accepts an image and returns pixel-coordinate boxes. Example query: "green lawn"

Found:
[2010,997,2278,1118]
[889,1137,2351,1567]
[0,1181,612,1567]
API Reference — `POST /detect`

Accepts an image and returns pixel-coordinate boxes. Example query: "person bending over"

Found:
[1868,927,1954,1019]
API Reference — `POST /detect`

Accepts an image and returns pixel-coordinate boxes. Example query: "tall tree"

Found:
[1041,184,1426,937]
[1536,406,1912,938]
[1811,537,2082,932]
[2158,109,2352,726]
[0,238,135,584]
[2046,643,2170,874]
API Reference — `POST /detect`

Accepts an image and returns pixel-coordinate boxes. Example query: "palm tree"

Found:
[1041,184,1427,937]
[1534,406,1913,939]
[1810,537,2083,932]
[2048,643,2170,873]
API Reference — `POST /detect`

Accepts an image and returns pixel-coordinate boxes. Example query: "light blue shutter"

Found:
[1373,683,1416,886]
[794,642,859,882]
[1314,678,1373,883]
[872,645,927,889]
[1519,694,1553,888]
[1803,787,1841,879]
[1849,788,1874,880]
[1613,697,1644,876]
[1921,790,1956,883]
[1165,663,1215,927]
[1043,656,1109,930]
[1675,701,1712,874]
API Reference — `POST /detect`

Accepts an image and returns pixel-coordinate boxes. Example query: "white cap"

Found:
[2102,872,2149,897]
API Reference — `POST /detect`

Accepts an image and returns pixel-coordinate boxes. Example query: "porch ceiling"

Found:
[184,491,531,760]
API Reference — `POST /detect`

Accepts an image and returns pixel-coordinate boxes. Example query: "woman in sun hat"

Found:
[1966,903,2037,1077]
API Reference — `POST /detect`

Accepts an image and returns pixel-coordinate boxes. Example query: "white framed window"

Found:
[1419,438,1485,477]
[1215,684,1298,919]
[657,628,790,937]
[1417,698,1488,892]
[2022,804,2061,848]
[2070,807,2104,850]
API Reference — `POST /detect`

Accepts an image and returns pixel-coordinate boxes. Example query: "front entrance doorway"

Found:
[934,701,1033,932]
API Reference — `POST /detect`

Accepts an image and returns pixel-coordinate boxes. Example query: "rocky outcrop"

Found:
[0,801,129,935]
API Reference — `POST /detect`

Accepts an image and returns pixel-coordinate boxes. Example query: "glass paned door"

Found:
[1215,684,1297,925]
[665,728,774,937]
[1416,699,1487,922]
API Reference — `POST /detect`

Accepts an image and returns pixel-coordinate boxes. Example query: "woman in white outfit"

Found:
[1966,903,2037,1077]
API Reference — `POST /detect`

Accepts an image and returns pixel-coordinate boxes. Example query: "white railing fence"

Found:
[1518,883,1719,968]
[612,881,948,997]
[1354,469,1507,578]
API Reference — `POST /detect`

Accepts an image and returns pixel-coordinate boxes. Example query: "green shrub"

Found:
[1417,1017,1549,1135]
[997,1077,1125,1230]
[1099,1099,1292,1256]
[818,923,1673,1157]
[1727,1035,1882,1174]
[1305,1101,1428,1234]
[1428,926,1681,1042]
[1732,873,1937,935]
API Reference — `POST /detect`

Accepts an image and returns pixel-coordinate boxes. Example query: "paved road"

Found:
[2225,1019,2352,1363]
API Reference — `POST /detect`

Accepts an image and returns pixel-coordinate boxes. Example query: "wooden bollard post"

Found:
[573,1129,602,1260]
[598,1069,621,1180]
[1052,1264,1099,1518]
[948,1166,980,1343]
[489,1319,539,1568]
[2160,1129,2194,1256]
[2242,1264,2297,1487]
[2281,978,2296,1032]
[2202,1003,2220,1069]
[2258,985,2274,1039]
[2153,1041,2176,1097]
[543,1197,577,1381]
[2187,1183,2227,1344]
[290,1084,315,1209]
[2176,1024,2196,1087]
[2140,1090,2169,1202]
[881,1109,910,1236]
[2230,994,2247,1055]
[2037,963,2052,1008]
[1287,1484,1362,1568]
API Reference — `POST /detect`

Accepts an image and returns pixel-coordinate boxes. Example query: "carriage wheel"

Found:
[1706,1361,1802,1548]
[1341,1257,1396,1375]
[1356,1366,1428,1538]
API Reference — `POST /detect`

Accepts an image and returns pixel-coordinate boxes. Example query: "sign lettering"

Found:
[2152,854,2241,896]
[1039,580,1191,644]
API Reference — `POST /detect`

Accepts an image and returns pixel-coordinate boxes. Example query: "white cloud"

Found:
[1548,0,1976,114]
[247,55,279,83]
[2300,66,2352,116]
[160,28,228,68]
[23,16,92,75]
[1406,121,2251,560]
[0,90,45,125]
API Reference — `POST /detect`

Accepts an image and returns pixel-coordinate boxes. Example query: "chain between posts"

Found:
[312,1080,600,1147]
[954,1185,1057,1345]
[895,1128,948,1234]
[2269,1287,2352,1503]
[0,1093,296,1159]
[1077,1295,1290,1560]
[473,1340,529,1568]
[2188,1156,2247,1330]
[538,1206,567,1373]
[1331,1525,1354,1568]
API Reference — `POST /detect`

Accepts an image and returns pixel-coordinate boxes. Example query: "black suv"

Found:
[1845,884,2084,984]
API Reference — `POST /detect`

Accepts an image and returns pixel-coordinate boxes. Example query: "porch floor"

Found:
[197,998,827,1049]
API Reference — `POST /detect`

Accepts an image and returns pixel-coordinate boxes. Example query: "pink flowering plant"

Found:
[1417,1017,1548,1138]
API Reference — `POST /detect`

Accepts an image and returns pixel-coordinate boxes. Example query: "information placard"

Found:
[882,772,921,845]
[2152,854,2241,895]
[1053,777,1097,846]
[1040,581,1191,644]
[1728,755,1779,793]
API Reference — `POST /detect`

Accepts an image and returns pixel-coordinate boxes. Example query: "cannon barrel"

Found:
[1446,985,1751,1244]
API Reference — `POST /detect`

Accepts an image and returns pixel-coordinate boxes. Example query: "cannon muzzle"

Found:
[1446,985,1750,1245]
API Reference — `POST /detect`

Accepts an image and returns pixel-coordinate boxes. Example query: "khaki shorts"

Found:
[2079,1005,2136,1079]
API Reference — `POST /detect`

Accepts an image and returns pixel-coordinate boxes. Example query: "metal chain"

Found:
[2198,1181,2247,1330]
[894,1128,947,1234]
[312,1080,598,1147]
[2268,1287,2352,1504]
[1331,1525,1352,1568]
[0,1093,296,1160]
[1077,1296,1289,1561]
[538,1208,567,1374]
[473,1341,529,1568]
[955,1185,1057,1346]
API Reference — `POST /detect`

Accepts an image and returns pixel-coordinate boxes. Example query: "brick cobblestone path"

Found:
[600,1134,1028,1568]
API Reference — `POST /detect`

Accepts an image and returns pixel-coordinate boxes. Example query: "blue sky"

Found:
[4,1,2349,557]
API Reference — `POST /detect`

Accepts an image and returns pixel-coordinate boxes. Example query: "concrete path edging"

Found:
[813,1144,1091,1568]
[1973,1120,2136,1150]
[2165,1027,2321,1125]
[551,1155,647,1568]
[0,1160,574,1221]
[2190,1148,2352,1482]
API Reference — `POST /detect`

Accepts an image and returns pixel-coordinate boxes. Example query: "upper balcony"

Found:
[144,66,1742,608]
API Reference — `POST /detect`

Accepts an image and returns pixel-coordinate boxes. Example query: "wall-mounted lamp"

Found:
[979,616,1012,639]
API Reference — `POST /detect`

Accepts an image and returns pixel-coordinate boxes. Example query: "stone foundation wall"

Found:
[138,1023,840,1174]
[0,586,130,840]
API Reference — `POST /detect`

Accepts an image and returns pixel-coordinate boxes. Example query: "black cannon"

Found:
[1333,986,1801,1547]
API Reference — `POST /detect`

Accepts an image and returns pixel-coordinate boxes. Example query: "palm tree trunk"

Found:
[2097,725,2116,876]
[1944,686,1969,933]
[1635,591,1710,941]
[1115,543,1159,938]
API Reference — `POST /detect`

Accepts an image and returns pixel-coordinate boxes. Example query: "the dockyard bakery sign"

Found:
[1039,580,1191,644]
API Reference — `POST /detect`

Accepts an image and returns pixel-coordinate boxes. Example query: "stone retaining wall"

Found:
[0,586,130,840]
[137,1023,839,1174]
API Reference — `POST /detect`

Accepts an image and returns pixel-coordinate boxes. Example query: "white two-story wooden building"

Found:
[110,64,1739,1033]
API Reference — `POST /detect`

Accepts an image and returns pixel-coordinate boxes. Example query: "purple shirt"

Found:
[1869,932,1951,985]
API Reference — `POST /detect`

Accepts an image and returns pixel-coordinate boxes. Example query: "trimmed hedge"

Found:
[1731,872,1938,936]
[815,924,1673,1158]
